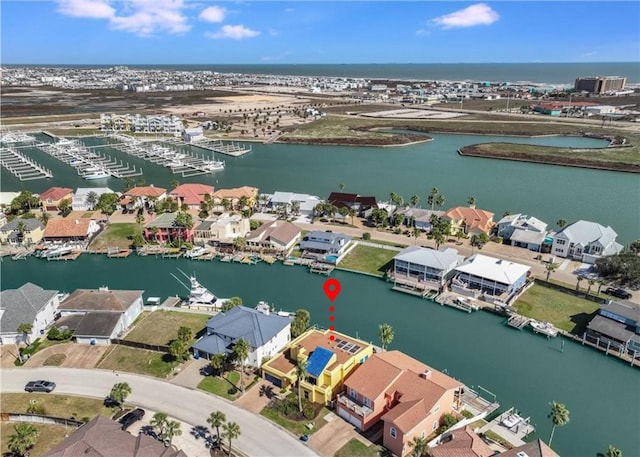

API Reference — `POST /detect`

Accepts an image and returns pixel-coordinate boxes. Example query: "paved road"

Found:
[2,367,318,457]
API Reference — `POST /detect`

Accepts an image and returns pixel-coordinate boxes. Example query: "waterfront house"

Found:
[262,329,374,404]
[39,187,73,212]
[452,254,530,300]
[143,213,194,243]
[191,304,291,366]
[266,191,322,217]
[54,286,144,344]
[336,351,463,457]
[212,186,259,210]
[327,192,378,217]
[392,246,464,287]
[193,214,250,246]
[72,187,115,212]
[300,231,352,257]
[182,126,204,143]
[42,218,100,244]
[44,415,188,457]
[245,220,301,254]
[0,283,61,345]
[443,205,494,236]
[496,439,560,457]
[395,208,444,232]
[428,426,494,457]
[121,185,167,212]
[169,183,214,210]
[550,220,623,264]
[0,192,20,210]
[496,214,548,252]
[586,300,640,355]
[0,218,45,246]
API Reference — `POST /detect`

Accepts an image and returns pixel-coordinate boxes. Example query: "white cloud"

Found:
[56,0,190,36]
[416,29,430,36]
[57,0,115,19]
[206,24,259,40]
[199,5,226,23]
[432,3,499,29]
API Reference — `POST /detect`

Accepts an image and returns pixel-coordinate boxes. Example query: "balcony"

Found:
[337,394,373,417]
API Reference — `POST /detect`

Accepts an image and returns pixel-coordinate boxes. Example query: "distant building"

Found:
[72,187,115,211]
[266,191,322,217]
[0,218,45,246]
[452,254,530,299]
[586,300,640,355]
[169,183,214,209]
[194,214,250,246]
[327,192,378,217]
[245,220,301,253]
[574,76,627,94]
[42,218,100,244]
[39,187,73,212]
[392,246,464,287]
[300,231,352,257]
[496,214,548,252]
[143,213,194,243]
[443,205,495,236]
[182,127,204,143]
[550,220,623,264]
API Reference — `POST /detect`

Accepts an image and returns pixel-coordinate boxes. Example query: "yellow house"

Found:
[262,328,374,404]
[0,218,45,246]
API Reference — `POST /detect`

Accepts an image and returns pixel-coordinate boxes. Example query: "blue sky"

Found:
[2,1,639,64]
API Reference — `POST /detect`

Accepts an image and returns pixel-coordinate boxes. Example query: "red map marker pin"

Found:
[323,278,341,302]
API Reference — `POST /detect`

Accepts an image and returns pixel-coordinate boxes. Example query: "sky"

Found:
[1,1,639,64]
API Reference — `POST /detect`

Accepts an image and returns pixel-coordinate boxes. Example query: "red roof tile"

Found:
[40,187,73,201]
[170,183,214,205]
[43,219,91,238]
[124,186,167,198]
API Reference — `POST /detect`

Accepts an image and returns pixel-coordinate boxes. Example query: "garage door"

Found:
[264,373,282,388]
[338,407,361,428]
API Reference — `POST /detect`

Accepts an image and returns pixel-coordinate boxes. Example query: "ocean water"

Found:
[6,63,640,85]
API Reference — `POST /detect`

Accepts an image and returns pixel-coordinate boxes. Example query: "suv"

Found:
[119,408,145,430]
[605,287,632,300]
[25,380,56,393]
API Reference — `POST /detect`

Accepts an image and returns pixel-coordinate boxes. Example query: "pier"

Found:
[309,262,335,275]
[191,139,252,157]
[0,146,53,181]
[507,314,530,329]
[435,292,481,313]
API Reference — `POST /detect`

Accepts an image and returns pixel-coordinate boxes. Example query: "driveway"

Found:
[1,367,318,457]
[24,343,109,369]
[234,378,275,414]
[307,411,367,457]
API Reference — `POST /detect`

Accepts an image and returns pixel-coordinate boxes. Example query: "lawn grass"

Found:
[90,223,141,251]
[96,345,176,378]
[338,244,398,277]
[1,393,112,419]
[260,404,330,436]
[124,310,210,346]
[514,284,600,334]
[334,438,386,457]
[198,371,241,400]
[1,423,69,457]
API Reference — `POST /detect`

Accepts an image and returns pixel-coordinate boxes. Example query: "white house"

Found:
[72,187,116,211]
[245,220,301,253]
[452,254,530,299]
[54,287,144,344]
[551,220,623,264]
[182,127,204,143]
[266,191,322,217]
[0,283,61,345]
[496,214,549,251]
[194,214,251,246]
[392,246,464,286]
[192,303,292,366]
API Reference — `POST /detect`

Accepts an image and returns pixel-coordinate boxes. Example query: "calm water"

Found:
[3,133,638,245]
[6,63,640,84]
[1,257,639,457]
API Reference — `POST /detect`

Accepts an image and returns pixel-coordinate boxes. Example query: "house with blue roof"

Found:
[550,220,623,264]
[191,304,292,367]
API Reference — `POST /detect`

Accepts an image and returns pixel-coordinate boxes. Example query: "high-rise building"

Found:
[574,76,627,94]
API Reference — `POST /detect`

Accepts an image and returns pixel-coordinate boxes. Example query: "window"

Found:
[432,421,438,431]
[390,427,397,438]
[304,390,309,400]
[363,397,372,408]
[349,387,358,399]
[556,239,566,246]
[421,431,426,439]
[433,405,440,414]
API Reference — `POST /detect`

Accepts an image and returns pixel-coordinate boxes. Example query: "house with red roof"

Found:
[443,205,495,236]
[336,351,464,457]
[42,218,100,243]
[39,187,73,211]
[169,183,214,209]
[121,185,167,212]
[212,186,259,210]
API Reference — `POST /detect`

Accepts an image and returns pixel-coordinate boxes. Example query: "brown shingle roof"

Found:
[247,221,300,245]
[43,218,91,238]
[125,186,167,198]
[40,187,73,201]
[60,289,143,312]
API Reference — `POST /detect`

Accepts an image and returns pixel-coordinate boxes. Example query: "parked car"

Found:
[24,380,56,393]
[605,287,632,300]
[119,408,145,430]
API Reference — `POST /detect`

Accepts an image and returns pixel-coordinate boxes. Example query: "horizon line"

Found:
[3,61,639,66]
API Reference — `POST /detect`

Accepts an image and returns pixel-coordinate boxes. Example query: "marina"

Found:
[190,139,252,157]
[0,146,53,181]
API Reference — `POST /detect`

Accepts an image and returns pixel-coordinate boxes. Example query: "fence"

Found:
[2,412,85,428]
[534,279,608,304]
[110,338,170,353]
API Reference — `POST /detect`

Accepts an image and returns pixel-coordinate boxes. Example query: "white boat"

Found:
[45,245,74,258]
[529,320,559,337]
[185,247,209,258]
[171,269,218,309]
[204,160,225,171]
[81,167,111,180]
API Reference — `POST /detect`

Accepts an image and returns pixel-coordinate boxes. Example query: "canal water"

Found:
[2,256,638,457]
[3,133,638,245]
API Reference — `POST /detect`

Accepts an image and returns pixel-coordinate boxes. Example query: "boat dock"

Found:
[435,292,481,313]
[310,262,334,275]
[0,146,53,181]
[507,314,531,329]
[47,250,82,261]
[191,139,252,157]
[478,407,535,448]
[107,248,132,258]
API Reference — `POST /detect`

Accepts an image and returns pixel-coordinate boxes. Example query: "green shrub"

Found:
[27,403,47,415]
[460,409,474,419]
[303,402,316,420]
[362,232,371,240]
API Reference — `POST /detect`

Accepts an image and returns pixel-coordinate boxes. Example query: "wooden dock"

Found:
[310,262,334,275]
[107,248,132,258]
[507,314,530,329]
[47,251,82,261]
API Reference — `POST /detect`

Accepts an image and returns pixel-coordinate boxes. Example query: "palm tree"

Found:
[338,183,345,191]
[162,419,182,446]
[378,323,394,351]
[606,445,623,457]
[16,220,27,244]
[222,421,241,456]
[210,353,226,376]
[16,323,32,345]
[435,194,445,209]
[7,423,39,456]
[545,262,558,282]
[467,195,476,207]
[586,278,595,296]
[290,200,301,216]
[151,412,168,437]
[575,275,584,291]
[109,382,132,411]
[548,401,570,446]
[597,279,606,295]
[233,338,250,393]
[556,219,568,229]
[207,410,226,440]
[348,207,357,226]
[85,191,98,210]
[410,195,420,208]
[409,435,428,457]
[413,227,421,245]
[338,206,349,223]
[39,211,50,225]
[295,357,309,413]
[428,187,439,210]
[433,229,446,250]
[135,212,145,225]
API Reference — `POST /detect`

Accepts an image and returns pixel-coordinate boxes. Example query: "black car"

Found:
[119,408,145,430]
[605,287,632,300]
[25,380,56,393]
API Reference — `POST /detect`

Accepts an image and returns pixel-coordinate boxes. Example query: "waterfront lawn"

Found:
[96,346,176,378]
[124,310,210,346]
[90,223,141,251]
[198,371,241,400]
[338,244,397,277]
[1,423,68,457]
[334,439,385,457]
[1,393,112,419]
[514,284,600,334]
